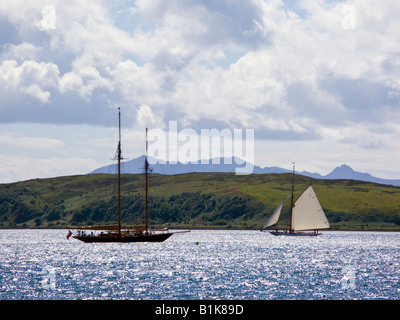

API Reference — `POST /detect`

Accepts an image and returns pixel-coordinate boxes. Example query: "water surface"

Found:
[1,229,399,300]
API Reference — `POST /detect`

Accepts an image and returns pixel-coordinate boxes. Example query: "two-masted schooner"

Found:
[262,163,330,236]
[68,108,182,243]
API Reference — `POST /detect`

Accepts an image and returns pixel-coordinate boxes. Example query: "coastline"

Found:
[1,226,399,232]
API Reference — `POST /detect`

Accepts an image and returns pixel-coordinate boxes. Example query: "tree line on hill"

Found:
[0,191,266,229]
[1,173,400,230]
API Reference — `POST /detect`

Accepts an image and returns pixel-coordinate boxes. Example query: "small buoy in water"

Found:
[195,242,199,245]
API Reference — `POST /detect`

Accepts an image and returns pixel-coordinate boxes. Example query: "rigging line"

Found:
[99,111,120,169]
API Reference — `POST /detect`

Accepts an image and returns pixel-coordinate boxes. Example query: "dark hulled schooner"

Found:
[68,108,186,242]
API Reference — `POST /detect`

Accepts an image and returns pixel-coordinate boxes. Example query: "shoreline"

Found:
[1,226,399,232]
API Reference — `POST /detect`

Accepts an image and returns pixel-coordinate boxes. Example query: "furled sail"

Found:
[291,185,330,231]
[263,197,287,228]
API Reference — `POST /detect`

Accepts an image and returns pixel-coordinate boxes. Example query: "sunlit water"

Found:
[0,229,399,300]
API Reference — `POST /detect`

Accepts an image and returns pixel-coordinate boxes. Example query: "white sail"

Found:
[291,185,330,231]
[263,197,286,228]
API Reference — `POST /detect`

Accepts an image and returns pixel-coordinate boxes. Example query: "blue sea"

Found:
[0,229,399,300]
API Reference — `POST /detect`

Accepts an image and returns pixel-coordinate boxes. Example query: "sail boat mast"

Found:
[145,127,149,232]
[261,161,330,236]
[289,162,295,232]
[117,108,122,234]
[69,109,180,243]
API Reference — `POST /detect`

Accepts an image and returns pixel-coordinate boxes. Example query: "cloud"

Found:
[0,132,64,151]
[2,42,41,61]
[0,0,132,125]
[136,104,164,129]
[1,0,397,132]
[1,0,400,181]
[0,154,100,183]
[0,59,57,104]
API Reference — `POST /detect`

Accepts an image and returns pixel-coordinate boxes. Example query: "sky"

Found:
[0,0,400,183]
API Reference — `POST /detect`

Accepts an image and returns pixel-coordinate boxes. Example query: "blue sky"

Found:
[0,0,399,182]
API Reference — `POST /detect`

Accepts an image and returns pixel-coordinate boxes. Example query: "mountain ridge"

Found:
[90,156,400,187]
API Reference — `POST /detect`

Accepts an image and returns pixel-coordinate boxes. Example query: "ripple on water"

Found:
[1,230,400,299]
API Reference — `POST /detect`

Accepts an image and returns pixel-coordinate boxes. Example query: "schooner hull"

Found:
[74,232,173,243]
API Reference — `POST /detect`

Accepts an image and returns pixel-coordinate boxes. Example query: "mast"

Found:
[117,108,122,234]
[289,162,295,232]
[145,127,149,232]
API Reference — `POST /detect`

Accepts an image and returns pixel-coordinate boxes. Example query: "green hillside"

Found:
[0,172,400,231]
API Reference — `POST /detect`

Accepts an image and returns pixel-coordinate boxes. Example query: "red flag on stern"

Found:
[66,230,72,240]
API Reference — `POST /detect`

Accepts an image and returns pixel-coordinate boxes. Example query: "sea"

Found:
[0,229,399,301]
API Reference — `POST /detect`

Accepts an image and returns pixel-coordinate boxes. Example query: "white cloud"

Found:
[22,84,51,103]
[0,0,400,181]
[2,42,40,61]
[0,59,59,103]
[0,154,100,183]
[137,104,163,128]
[59,72,83,93]
[0,132,64,150]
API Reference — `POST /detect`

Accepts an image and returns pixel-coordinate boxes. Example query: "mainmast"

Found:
[289,162,295,232]
[145,127,149,232]
[117,108,122,234]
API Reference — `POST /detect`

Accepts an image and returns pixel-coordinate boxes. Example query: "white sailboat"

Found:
[262,163,330,236]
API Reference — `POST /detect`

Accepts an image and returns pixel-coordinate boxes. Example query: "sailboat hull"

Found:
[74,232,174,243]
[269,230,321,237]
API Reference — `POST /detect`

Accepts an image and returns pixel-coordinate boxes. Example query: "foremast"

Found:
[117,111,149,235]
[289,162,295,233]
[145,127,149,233]
[117,107,123,235]
[116,119,151,235]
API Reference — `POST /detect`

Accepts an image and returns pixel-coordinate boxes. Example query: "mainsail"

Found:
[291,185,330,231]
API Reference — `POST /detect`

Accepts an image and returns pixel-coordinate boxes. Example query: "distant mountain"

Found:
[91,155,289,175]
[323,164,400,186]
[90,155,261,175]
[90,156,400,187]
